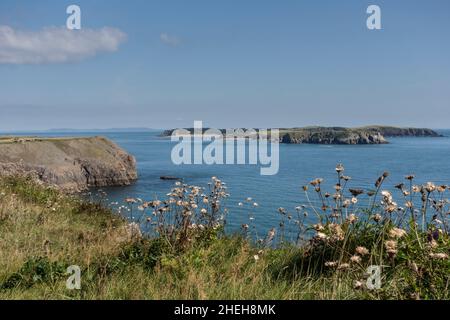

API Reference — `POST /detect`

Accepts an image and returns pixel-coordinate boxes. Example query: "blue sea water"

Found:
[3,129,450,236]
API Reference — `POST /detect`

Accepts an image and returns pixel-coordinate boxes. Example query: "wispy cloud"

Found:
[0,26,126,64]
[160,33,181,47]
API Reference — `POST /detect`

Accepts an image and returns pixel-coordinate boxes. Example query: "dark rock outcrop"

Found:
[160,176,183,181]
[0,136,137,191]
[279,128,387,145]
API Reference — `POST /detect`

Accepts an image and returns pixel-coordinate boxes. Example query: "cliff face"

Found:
[0,137,137,191]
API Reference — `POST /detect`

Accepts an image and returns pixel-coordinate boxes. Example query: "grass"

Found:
[0,170,449,300]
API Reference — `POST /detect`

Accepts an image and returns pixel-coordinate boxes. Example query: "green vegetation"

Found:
[0,170,449,300]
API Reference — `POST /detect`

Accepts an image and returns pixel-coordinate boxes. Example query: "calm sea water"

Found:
[3,129,450,235]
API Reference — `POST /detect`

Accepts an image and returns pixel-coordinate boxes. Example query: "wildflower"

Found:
[329,223,345,241]
[266,228,276,242]
[313,224,325,231]
[246,197,252,201]
[405,201,413,208]
[337,263,350,270]
[381,190,393,201]
[325,261,338,268]
[125,198,137,204]
[429,253,448,260]
[347,214,358,224]
[278,207,287,214]
[253,202,259,207]
[354,281,364,290]
[385,240,398,255]
[203,198,209,204]
[342,176,351,181]
[125,222,142,240]
[405,175,415,181]
[437,185,447,193]
[395,183,405,190]
[238,202,243,207]
[343,199,351,208]
[351,197,358,205]
[242,224,249,230]
[253,255,260,261]
[336,164,344,173]
[350,255,362,264]
[375,176,384,188]
[200,208,207,214]
[385,204,398,213]
[302,186,308,191]
[425,182,436,193]
[367,190,376,197]
[310,178,323,186]
[349,189,364,197]
[389,228,407,239]
[412,185,421,193]
[316,232,327,240]
[356,246,369,256]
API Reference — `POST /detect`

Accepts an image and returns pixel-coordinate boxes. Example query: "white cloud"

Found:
[0,26,126,64]
[160,33,181,47]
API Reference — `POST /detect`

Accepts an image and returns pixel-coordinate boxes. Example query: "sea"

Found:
[2,129,450,238]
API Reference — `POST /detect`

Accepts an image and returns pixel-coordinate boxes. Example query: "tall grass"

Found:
[0,166,448,300]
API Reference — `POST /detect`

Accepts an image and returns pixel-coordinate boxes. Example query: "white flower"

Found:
[356,246,369,256]
[389,227,407,239]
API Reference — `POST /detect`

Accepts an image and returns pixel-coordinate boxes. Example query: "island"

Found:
[161,126,442,145]
[0,136,137,191]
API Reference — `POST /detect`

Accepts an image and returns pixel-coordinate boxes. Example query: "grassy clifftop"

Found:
[0,136,137,191]
[0,174,449,300]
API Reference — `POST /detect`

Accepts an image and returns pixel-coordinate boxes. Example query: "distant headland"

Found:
[161,126,442,145]
[0,136,137,192]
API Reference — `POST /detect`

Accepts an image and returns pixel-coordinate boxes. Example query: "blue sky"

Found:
[0,0,449,130]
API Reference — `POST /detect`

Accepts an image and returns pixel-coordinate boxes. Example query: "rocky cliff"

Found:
[0,136,137,191]
[279,127,388,145]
